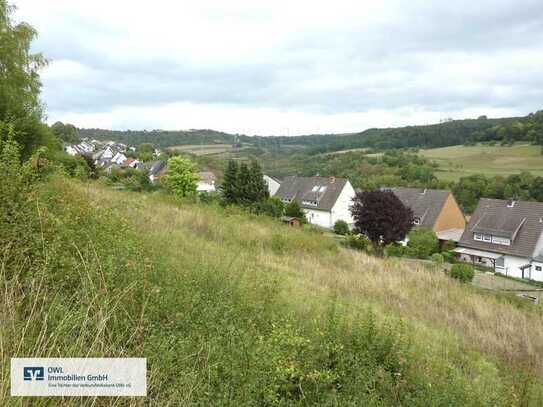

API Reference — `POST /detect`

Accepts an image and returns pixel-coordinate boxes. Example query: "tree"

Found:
[350,190,413,255]
[0,1,52,158]
[237,163,252,205]
[163,156,198,198]
[407,228,439,259]
[221,160,240,205]
[137,143,154,162]
[284,201,306,223]
[248,160,269,203]
[51,121,78,143]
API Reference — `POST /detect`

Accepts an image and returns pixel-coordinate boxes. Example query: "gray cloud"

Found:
[13,0,543,133]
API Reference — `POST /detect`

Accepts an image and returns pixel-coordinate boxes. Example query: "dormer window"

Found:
[413,217,421,225]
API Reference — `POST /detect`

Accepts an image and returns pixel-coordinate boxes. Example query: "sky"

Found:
[12,0,543,136]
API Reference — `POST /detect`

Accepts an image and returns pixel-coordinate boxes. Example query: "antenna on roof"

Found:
[507,200,516,208]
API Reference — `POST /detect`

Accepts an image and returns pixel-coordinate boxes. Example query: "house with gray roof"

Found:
[146,160,167,183]
[389,187,466,242]
[456,199,543,281]
[274,176,355,228]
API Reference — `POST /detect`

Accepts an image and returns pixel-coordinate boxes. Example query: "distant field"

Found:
[168,144,239,156]
[420,144,543,181]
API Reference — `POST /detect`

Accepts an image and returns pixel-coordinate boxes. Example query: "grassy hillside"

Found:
[3,176,543,405]
[420,143,543,181]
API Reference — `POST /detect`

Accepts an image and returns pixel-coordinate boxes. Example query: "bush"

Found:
[333,220,350,235]
[431,253,444,264]
[407,228,439,259]
[199,191,218,205]
[442,251,456,263]
[345,234,370,251]
[442,240,456,252]
[284,201,306,223]
[450,264,475,283]
[385,243,405,257]
[253,197,284,218]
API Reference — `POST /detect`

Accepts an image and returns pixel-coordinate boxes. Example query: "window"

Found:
[483,234,492,242]
[536,266,542,272]
[312,186,319,192]
[413,217,421,225]
[491,236,511,246]
[474,233,483,241]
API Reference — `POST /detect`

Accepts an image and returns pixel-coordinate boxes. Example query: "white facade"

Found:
[303,181,355,229]
[457,250,543,282]
[264,175,281,196]
[330,181,356,227]
[111,152,127,165]
[197,181,216,193]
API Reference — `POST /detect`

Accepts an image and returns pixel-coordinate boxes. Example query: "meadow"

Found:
[420,143,543,181]
[2,175,543,405]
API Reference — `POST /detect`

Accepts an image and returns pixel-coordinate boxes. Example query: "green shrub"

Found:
[442,239,456,252]
[253,197,284,218]
[385,243,405,257]
[407,228,439,258]
[442,251,456,263]
[345,234,370,251]
[431,253,444,264]
[450,264,475,283]
[333,220,350,235]
[284,201,307,223]
[199,191,218,205]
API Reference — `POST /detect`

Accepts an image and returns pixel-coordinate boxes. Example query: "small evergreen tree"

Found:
[237,162,251,205]
[221,160,240,205]
[248,160,269,203]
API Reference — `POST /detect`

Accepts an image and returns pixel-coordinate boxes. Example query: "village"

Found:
[64,138,543,287]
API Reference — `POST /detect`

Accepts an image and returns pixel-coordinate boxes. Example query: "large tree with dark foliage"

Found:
[350,190,413,254]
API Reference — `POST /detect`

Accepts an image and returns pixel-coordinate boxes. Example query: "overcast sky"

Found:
[12,0,543,136]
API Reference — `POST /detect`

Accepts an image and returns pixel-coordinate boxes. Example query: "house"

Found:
[197,171,216,192]
[147,160,167,183]
[455,199,543,282]
[122,157,140,169]
[93,145,115,162]
[263,175,281,196]
[274,176,355,229]
[111,152,128,166]
[389,187,466,243]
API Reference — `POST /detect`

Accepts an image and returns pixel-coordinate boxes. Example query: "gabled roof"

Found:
[264,174,282,184]
[146,160,167,176]
[389,187,449,229]
[274,176,348,211]
[459,199,543,258]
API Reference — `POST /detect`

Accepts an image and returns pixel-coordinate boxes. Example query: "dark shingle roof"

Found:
[389,187,449,229]
[146,160,167,176]
[275,176,348,211]
[459,199,543,258]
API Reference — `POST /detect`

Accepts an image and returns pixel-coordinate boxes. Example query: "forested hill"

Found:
[75,110,543,152]
[77,128,240,147]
